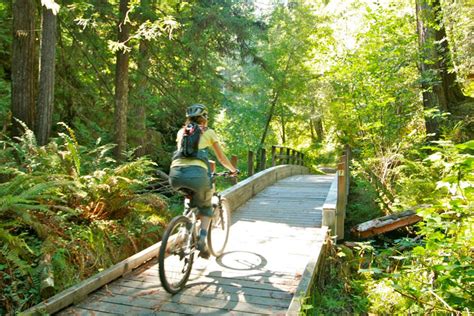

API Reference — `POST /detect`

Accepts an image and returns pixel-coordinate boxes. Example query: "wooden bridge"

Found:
[25,155,350,315]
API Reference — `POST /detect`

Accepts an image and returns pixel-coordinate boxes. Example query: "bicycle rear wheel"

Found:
[207,202,230,257]
[158,215,195,294]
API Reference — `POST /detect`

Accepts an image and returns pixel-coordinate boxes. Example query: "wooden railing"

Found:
[247,145,305,176]
[322,145,351,241]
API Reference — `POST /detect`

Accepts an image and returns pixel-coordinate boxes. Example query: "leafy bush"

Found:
[0,123,169,314]
[310,140,473,314]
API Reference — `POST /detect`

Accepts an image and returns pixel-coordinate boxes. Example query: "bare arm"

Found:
[212,142,237,173]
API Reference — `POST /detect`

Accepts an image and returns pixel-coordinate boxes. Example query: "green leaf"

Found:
[456,140,474,151]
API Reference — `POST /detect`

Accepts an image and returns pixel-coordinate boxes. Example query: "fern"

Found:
[58,122,81,176]
[0,230,34,276]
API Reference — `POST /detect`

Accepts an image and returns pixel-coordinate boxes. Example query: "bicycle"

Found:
[158,171,236,294]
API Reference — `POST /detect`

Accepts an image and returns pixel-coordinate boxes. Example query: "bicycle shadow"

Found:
[176,250,294,315]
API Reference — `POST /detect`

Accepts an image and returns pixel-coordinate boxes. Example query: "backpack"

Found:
[174,123,202,159]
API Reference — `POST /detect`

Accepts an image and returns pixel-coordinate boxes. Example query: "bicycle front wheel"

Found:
[207,202,230,257]
[158,215,195,294]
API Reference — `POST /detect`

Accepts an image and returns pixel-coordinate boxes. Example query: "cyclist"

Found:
[169,104,237,258]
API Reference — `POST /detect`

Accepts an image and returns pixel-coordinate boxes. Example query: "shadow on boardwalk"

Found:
[58,250,293,315]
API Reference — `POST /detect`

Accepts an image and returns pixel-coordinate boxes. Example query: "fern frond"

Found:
[0,175,33,196]
[58,122,79,147]
[0,244,33,276]
[0,228,34,255]
[19,180,67,200]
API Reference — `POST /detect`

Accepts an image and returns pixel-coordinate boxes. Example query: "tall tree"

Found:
[36,5,58,145]
[114,0,131,160]
[416,0,472,137]
[129,0,153,157]
[11,0,36,134]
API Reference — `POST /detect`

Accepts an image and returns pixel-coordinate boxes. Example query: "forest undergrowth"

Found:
[0,124,171,314]
[304,138,473,315]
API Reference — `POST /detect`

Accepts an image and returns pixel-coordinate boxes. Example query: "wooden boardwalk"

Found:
[56,174,334,315]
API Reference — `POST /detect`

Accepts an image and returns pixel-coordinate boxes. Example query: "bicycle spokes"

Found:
[207,204,230,257]
[159,216,195,294]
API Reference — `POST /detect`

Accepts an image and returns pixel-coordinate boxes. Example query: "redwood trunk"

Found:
[36,7,57,145]
[114,0,131,160]
[11,0,36,134]
[416,0,471,137]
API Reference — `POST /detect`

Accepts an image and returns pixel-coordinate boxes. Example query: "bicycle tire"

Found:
[207,202,230,257]
[158,215,195,294]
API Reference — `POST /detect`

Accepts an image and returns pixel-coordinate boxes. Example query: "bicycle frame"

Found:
[158,169,234,293]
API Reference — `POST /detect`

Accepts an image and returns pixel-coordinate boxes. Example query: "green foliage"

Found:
[303,242,370,315]
[0,125,168,313]
[384,140,473,313]
[312,140,473,314]
[1,0,473,313]
[327,1,421,158]
[345,173,384,231]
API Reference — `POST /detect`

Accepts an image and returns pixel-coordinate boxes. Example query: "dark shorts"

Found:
[169,165,213,217]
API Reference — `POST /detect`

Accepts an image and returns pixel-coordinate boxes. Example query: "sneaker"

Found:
[198,248,210,259]
[196,235,210,259]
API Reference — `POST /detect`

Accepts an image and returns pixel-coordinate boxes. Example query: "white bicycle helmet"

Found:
[186,104,208,118]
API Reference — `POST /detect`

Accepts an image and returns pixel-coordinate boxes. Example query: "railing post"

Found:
[345,145,351,196]
[279,147,284,165]
[247,151,254,177]
[336,158,347,240]
[286,147,290,164]
[259,148,266,171]
[271,146,276,167]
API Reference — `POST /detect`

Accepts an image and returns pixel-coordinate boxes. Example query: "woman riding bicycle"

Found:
[169,104,237,259]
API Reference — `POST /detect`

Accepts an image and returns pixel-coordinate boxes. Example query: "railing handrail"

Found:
[322,145,351,241]
[247,145,305,176]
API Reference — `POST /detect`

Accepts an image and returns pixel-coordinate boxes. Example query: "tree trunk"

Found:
[130,0,152,157]
[258,47,296,149]
[280,115,286,144]
[416,0,472,138]
[11,0,36,135]
[309,118,315,142]
[113,0,131,160]
[36,6,57,145]
[259,90,279,148]
[313,116,324,141]
[431,0,469,109]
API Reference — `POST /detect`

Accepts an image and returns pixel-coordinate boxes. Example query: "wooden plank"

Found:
[138,262,300,282]
[74,294,159,314]
[81,289,286,315]
[351,210,422,238]
[101,281,292,309]
[125,272,298,292]
[132,269,301,288]
[116,278,293,301]
[57,307,117,316]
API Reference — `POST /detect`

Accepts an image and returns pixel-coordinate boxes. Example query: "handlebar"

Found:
[212,169,240,178]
